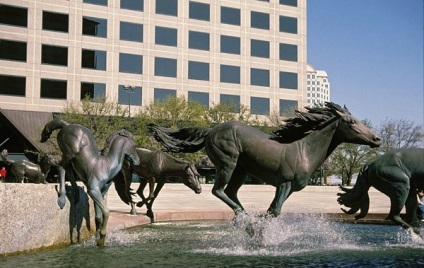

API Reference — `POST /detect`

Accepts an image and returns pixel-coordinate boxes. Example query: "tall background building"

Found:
[306,64,330,107]
[0,0,306,119]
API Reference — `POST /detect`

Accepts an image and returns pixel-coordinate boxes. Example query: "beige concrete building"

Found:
[306,64,330,107]
[0,0,307,117]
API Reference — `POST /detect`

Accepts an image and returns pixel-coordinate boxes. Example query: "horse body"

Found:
[114,148,202,221]
[148,102,381,217]
[1,149,47,183]
[338,148,424,233]
[41,119,140,246]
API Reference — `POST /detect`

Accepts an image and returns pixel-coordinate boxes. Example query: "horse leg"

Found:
[212,165,243,214]
[148,177,156,199]
[136,179,149,208]
[224,166,247,211]
[88,187,110,246]
[387,187,420,234]
[267,182,293,217]
[57,165,67,209]
[146,180,165,222]
[404,188,420,226]
[66,167,80,204]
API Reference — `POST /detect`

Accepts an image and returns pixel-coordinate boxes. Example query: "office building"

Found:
[306,64,330,107]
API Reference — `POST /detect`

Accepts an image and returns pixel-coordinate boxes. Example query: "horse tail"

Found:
[40,118,70,143]
[113,172,133,205]
[337,164,371,220]
[147,123,211,153]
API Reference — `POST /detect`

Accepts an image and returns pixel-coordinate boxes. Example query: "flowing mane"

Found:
[272,102,350,143]
[101,129,134,156]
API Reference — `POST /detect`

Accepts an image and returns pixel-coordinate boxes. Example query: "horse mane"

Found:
[272,102,350,143]
[101,129,134,156]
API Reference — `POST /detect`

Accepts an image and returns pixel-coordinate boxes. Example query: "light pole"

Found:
[123,85,135,118]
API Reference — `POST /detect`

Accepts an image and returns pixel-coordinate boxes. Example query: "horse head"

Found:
[332,104,381,148]
[182,164,202,194]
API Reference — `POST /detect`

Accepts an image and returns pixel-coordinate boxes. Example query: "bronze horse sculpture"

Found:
[113,148,202,221]
[1,149,47,183]
[40,119,140,246]
[148,102,381,218]
[338,148,424,234]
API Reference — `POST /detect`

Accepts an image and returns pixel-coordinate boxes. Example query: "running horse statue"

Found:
[148,102,381,218]
[113,148,202,222]
[40,119,140,246]
[1,149,47,183]
[338,148,424,234]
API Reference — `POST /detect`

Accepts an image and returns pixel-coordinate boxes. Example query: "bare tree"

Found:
[378,118,424,152]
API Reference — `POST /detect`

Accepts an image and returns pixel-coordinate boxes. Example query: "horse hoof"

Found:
[97,235,106,246]
[57,197,66,209]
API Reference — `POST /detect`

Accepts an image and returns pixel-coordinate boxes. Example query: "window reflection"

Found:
[118,85,142,106]
[155,57,177,77]
[251,97,269,115]
[0,5,27,27]
[279,99,298,116]
[279,16,297,34]
[189,31,209,51]
[80,82,106,100]
[0,39,27,62]
[188,61,209,81]
[155,26,177,47]
[83,16,107,38]
[221,35,240,55]
[0,75,25,96]
[279,43,298,62]
[188,91,209,108]
[43,11,68,33]
[251,11,269,30]
[40,79,67,99]
[279,71,298,89]
[251,68,270,87]
[120,21,143,42]
[189,1,210,21]
[220,65,240,84]
[221,6,240,26]
[154,88,176,102]
[121,0,144,11]
[119,53,143,74]
[220,94,240,112]
[156,0,178,16]
[251,39,269,58]
[42,45,68,66]
[81,49,106,70]
[83,0,107,6]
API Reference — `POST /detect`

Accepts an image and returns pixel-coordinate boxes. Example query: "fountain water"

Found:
[1,213,423,267]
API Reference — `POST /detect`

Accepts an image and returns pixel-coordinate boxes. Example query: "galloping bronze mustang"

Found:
[148,102,381,218]
[1,149,47,184]
[40,119,140,246]
[338,148,424,234]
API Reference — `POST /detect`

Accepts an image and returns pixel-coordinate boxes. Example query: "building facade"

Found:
[306,64,330,107]
[0,0,306,118]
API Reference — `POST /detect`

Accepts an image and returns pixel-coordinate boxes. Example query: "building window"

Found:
[121,0,144,11]
[220,94,240,112]
[156,0,178,16]
[119,53,143,74]
[155,57,177,77]
[41,45,68,66]
[188,91,209,108]
[155,26,177,47]
[0,75,25,96]
[40,79,67,99]
[83,0,107,6]
[221,6,240,26]
[280,0,297,7]
[220,65,240,84]
[279,71,298,89]
[251,97,270,115]
[251,39,269,58]
[0,5,27,27]
[251,68,270,87]
[154,88,176,102]
[189,1,210,21]
[83,16,107,38]
[118,85,142,106]
[220,35,240,55]
[81,49,106,70]
[120,21,143,42]
[251,11,269,30]
[42,11,68,33]
[0,39,26,62]
[81,82,106,100]
[279,15,297,34]
[280,99,298,116]
[279,43,297,62]
[188,61,209,81]
[188,31,209,51]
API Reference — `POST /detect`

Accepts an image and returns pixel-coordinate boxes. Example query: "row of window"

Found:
[0,74,298,115]
[0,4,298,35]
[82,0,298,12]
[0,40,298,89]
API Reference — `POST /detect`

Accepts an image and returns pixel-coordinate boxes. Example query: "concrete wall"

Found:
[0,183,96,256]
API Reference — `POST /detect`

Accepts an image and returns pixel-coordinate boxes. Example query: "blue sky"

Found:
[307,0,423,127]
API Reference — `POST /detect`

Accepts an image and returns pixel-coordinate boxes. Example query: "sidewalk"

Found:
[106,184,395,232]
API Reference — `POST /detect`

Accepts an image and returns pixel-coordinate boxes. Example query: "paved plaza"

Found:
[106,184,395,232]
